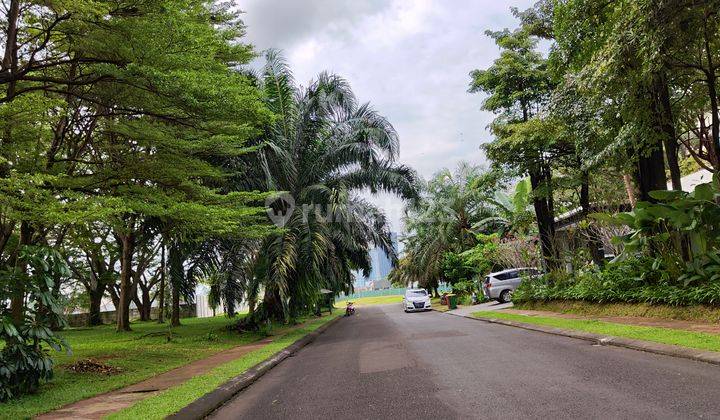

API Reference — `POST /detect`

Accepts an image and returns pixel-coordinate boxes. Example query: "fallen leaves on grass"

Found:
[65,359,122,375]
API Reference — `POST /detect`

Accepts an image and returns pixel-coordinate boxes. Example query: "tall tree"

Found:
[397,163,499,292]
[246,51,419,321]
[470,29,560,268]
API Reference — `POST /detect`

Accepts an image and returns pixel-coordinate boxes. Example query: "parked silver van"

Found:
[482,268,542,303]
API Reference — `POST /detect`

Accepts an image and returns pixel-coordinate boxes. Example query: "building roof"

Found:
[554,169,714,231]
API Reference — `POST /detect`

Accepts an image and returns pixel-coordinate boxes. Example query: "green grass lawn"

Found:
[335,294,403,307]
[515,300,720,323]
[1,314,323,419]
[431,297,450,312]
[109,314,339,420]
[472,311,720,352]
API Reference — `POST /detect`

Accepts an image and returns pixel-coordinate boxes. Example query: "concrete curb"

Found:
[168,316,343,420]
[444,311,720,366]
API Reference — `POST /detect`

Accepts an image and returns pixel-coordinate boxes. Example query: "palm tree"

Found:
[248,51,418,320]
[473,178,535,237]
[390,163,498,294]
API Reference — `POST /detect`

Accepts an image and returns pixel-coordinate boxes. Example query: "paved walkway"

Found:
[37,338,274,420]
[210,305,720,419]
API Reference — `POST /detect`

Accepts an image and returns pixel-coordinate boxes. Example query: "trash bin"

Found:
[447,294,458,310]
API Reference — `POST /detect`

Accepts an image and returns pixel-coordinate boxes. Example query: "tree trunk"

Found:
[158,244,166,323]
[116,232,135,332]
[139,284,152,321]
[623,174,637,207]
[580,171,605,266]
[248,297,256,315]
[169,243,183,327]
[703,15,720,162]
[636,140,667,202]
[10,221,33,325]
[171,284,181,327]
[262,286,285,321]
[529,167,557,271]
[108,284,120,312]
[88,286,105,326]
[48,270,64,331]
[653,72,682,190]
[2,0,20,99]
[707,72,719,163]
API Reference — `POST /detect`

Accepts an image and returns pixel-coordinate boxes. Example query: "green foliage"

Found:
[469,29,552,123]
[0,0,275,395]
[440,234,500,296]
[246,51,418,321]
[441,252,471,285]
[458,234,500,275]
[0,246,70,401]
[679,251,720,287]
[474,180,535,236]
[451,280,477,299]
[394,163,501,291]
[594,175,720,258]
[514,257,720,307]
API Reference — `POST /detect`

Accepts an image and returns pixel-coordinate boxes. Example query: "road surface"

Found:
[210,305,720,419]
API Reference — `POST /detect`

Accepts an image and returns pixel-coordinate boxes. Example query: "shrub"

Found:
[1,246,70,401]
[514,257,720,307]
[451,280,477,296]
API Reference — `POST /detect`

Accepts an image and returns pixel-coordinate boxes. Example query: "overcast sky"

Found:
[238,0,534,232]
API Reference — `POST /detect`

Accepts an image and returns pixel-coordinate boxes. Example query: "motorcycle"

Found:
[345,301,355,316]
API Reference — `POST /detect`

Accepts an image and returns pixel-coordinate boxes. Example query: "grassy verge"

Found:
[108,314,340,420]
[335,294,402,308]
[472,311,720,352]
[515,300,720,323]
[2,314,279,419]
[431,297,450,312]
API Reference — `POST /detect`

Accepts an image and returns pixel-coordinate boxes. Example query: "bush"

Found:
[0,246,70,401]
[513,257,720,307]
[451,279,476,295]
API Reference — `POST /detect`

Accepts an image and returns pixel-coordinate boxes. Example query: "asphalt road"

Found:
[210,305,720,419]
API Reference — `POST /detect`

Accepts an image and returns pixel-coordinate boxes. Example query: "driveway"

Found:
[210,305,720,419]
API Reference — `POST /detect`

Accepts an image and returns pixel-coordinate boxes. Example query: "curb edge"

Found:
[444,311,720,366]
[167,315,343,420]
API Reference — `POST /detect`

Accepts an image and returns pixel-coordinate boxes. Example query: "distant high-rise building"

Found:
[353,232,398,290]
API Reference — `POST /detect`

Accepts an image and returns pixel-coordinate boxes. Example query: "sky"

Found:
[237,0,535,232]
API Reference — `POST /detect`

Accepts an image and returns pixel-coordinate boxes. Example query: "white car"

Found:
[403,288,432,312]
[482,268,542,303]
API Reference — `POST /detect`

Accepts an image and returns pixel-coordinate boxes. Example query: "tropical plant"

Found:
[0,246,70,401]
[392,164,499,294]
[470,28,564,269]
[594,176,720,256]
[474,178,534,236]
[246,51,418,321]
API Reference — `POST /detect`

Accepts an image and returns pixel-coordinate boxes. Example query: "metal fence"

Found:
[339,285,451,300]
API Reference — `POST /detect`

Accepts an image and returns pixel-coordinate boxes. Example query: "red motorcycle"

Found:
[345,301,355,316]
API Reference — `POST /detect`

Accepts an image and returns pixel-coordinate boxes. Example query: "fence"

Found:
[66,303,196,327]
[339,285,451,300]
